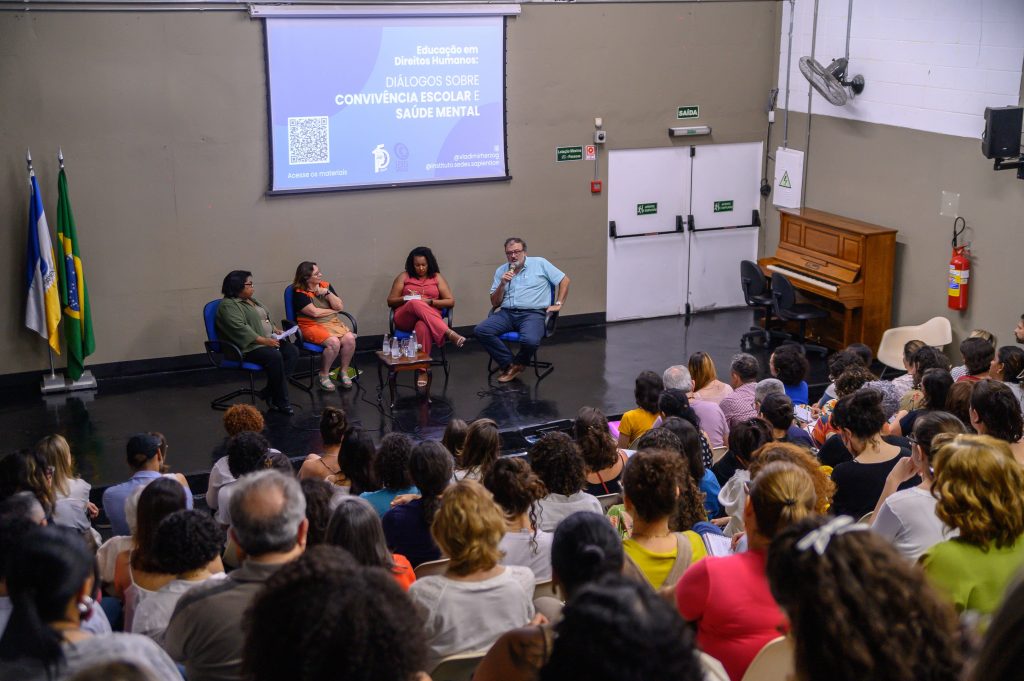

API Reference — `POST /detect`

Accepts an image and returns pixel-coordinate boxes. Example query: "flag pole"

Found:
[28,148,66,395]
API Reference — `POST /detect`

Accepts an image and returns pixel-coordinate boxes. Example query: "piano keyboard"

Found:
[767,264,839,293]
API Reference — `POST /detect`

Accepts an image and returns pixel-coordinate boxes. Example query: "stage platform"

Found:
[0,309,830,489]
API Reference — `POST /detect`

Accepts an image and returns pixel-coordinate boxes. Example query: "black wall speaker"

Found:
[982,106,1023,160]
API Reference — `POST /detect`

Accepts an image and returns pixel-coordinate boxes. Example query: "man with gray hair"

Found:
[718,353,762,429]
[165,471,307,681]
[754,378,785,408]
[662,365,730,448]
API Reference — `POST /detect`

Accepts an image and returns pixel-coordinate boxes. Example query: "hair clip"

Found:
[795,516,869,555]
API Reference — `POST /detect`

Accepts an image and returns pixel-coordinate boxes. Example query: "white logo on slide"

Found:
[372,144,390,173]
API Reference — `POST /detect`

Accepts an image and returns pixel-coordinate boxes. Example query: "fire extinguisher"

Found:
[948,217,969,311]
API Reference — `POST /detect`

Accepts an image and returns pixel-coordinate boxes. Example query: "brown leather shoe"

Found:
[498,364,525,383]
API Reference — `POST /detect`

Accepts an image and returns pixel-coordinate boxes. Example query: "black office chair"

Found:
[770,272,829,356]
[739,260,778,348]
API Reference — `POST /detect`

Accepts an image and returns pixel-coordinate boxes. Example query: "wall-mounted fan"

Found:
[799,56,865,106]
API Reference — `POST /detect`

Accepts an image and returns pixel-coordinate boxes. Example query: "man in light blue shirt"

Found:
[101,433,194,536]
[475,237,570,382]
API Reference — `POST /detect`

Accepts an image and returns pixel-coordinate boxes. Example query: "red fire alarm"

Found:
[590,180,602,194]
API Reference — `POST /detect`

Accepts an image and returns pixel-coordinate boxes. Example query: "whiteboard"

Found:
[690,142,762,230]
[687,227,759,312]
[607,147,691,236]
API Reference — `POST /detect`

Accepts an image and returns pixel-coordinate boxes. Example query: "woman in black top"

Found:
[830,389,914,519]
[890,368,954,437]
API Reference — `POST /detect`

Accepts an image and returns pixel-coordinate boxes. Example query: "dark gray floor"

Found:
[0,308,828,487]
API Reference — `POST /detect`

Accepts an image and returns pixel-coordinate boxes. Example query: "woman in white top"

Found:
[872,411,966,562]
[483,457,553,581]
[529,432,603,532]
[206,404,266,512]
[408,480,536,672]
[34,435,98,532]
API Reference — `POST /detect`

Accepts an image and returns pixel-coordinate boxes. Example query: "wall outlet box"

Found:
[940,191,959,218]
[591,180,602,193]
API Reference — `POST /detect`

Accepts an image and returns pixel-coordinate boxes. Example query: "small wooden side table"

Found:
[375,351,433,408]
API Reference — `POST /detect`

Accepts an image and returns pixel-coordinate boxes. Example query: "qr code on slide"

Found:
[287,116,329,165]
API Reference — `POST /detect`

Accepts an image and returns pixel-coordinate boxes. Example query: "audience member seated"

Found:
[814,348,866,407]
[243,546,427,681]
[955,335,995,384]
[574,407,628,496]
[663,365,729,448]
[950,329,996,381]
[530,432,603,532]
[0,526,182,681]
[0,449,55,522]
[360,433,418,515]
[620,449,706,590]
[297,407,348,484]
[829,389,913,519]
[441,419,468,459]
[990,345,1024,413]
[34,435,97,533]
[454,418,500,481]
[325,496,415,591]
[651,420,721,518]
[215,433,271,527]
[165,471,308,681]
[688,351,734,404]
[714,420,773,537]
[658,390,715,467]
[539,575,704,681]
[131,510,225,645]
[872,412,965,562]
[810,365,873,447]
[382,440,452,567]
[617,371,663,447]
[767,516,963,681]
[969,379,1024,464]
[891,339,927,399]
[299,479,337,546]
[770,345,810,405]
[759,392,815,449]
[718,353,761,429]
[944,381,976,433]
[677,462,816,681]
[207,405,266,513]
[476,511,625,681]
[409,480,536,671]
[338,428,380,495]
[484,457,553,581]
[101,433,193,537]
[748,443,834,515]
[290,261,356,391]
[899,345,952,412]
[889,367,953,437]
[923,434,1024,617]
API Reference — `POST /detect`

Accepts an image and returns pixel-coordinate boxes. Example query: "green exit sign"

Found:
[713,200,734,213]
[677,105,699,119]
[556,146,583,162]
[636,203,658,216]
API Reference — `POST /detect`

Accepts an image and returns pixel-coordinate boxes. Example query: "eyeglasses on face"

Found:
[243,282,255,288]
[505,249,524,257]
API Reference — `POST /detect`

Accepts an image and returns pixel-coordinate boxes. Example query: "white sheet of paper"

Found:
[703,532,733,557]
[271,326,299,341]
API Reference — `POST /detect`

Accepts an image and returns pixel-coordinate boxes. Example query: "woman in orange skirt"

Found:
[292,261,357,390]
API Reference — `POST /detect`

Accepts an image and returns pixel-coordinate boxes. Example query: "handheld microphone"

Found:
[509,261,518,272]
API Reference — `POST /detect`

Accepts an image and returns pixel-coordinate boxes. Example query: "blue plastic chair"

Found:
[203,299,265,410]
[283,285,359,392]
[486,283,559,381]
[389,305,453,379]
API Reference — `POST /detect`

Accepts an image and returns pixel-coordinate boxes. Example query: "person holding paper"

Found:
[215,270,298,414]
[292,261,357,390]
[475,237,570,383]
[387,246,465,387]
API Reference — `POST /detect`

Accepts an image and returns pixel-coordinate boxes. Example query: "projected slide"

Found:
[266,16,507,192]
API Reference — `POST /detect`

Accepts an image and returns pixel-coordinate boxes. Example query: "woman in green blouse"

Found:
[215,270,298,415]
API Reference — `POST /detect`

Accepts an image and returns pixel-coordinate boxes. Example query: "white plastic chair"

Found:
[700,651,731,681]
[877,316,953,375]
[430,649,489,681]
[413,558,450,579]
[711,446,728,464]
[741,636,795,681]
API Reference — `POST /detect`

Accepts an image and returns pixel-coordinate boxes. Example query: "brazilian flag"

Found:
[56,167,95,381]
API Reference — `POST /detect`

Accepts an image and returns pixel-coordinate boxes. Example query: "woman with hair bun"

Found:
[829,388,913,519]
[767,516,962,681]
[483,457,552,581]
[922,434,1024,615]
[677,462,817,681]
[298,407,350,483]
[573,407,628,496]
[969,379,1024,464]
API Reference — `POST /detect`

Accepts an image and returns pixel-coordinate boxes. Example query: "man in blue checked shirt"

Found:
[475,237,570,383]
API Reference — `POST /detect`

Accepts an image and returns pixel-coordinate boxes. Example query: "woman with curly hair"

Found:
[244,546,427,681]
[678,462,817,681]
[889,367,954,438]
[207,404,266,512]
[688,351,733,403]
[410,480,536,671]
[922,434,1024,615]
[326,496,416,591]
[621,449,707,589]
[455,418,501,481]
[483,457,552,581]
[573,407,628,496]
[767,515,962,681]
[360,433,417,516]
[748,442,835,515]
[131,510,225,644]
[643,422,720,518]
[617,371,664,448]
[383,440,453,567]
[770,345,810,405]
[969,379,1024,464]
[530,432,603,532]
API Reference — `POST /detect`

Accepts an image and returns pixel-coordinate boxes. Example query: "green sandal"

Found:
[318,374,336,391]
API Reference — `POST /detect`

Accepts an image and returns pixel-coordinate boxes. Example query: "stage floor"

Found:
[0,309,829,488]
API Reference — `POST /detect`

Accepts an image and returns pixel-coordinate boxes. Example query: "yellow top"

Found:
[619,408,660,446]
[623,531,707,588]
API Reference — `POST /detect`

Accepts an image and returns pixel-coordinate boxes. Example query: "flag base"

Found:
[41,372,67,394]
[67,371,97,392]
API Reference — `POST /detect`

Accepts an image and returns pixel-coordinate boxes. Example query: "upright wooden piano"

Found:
[758,208,897,352]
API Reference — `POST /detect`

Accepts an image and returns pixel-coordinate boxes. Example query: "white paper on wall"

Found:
[773,146,804,210]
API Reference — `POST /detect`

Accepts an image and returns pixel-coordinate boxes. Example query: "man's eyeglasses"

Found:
[505,249,524,257]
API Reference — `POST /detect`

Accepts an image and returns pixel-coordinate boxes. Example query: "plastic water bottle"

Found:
[409,331,418,357]
[382,333,390,354]
[390,337,401,359]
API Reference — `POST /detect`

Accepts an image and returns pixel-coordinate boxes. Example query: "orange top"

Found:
[392,553,416,591]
